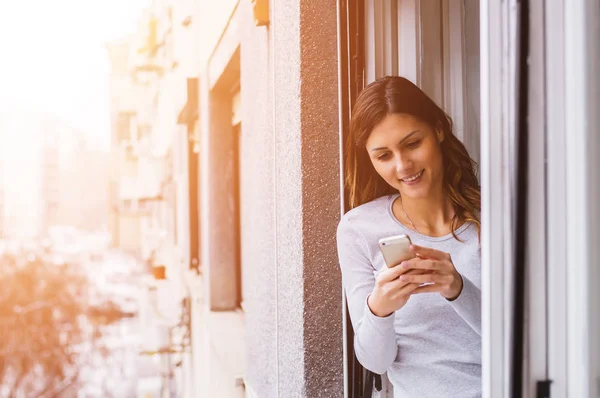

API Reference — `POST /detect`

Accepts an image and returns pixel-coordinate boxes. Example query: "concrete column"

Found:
[272,0,344,396]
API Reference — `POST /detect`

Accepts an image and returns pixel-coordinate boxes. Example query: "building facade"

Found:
[108,0,600,397]
[106,37,145,256]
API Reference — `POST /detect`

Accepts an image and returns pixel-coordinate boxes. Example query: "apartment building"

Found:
[109,1,600,397]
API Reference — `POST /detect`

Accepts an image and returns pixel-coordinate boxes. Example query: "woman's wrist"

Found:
[367,293,392,317]
[444,272,464,301]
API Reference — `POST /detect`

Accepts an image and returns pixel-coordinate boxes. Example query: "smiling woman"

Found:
[345,76,480,238]
[367,114,445,210]
[337,76,482,397]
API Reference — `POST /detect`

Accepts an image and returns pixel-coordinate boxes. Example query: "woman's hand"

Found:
[399,245,464,301]
[368,265,428,317]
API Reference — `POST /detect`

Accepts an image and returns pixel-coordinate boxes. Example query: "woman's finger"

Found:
[409,283,441,295]
[400,272,450,285]
[400,258,445,272]
[384,275,413,292]
[386,269,426,287]
[393,281,421,298]
[410,244,451,261]
[378,261,423,283]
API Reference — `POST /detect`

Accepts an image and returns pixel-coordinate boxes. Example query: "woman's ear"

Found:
[436,129,445,143]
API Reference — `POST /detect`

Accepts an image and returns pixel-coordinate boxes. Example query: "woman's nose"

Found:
[394,154,410,174]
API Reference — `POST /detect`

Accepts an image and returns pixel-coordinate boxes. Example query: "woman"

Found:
[337,76,481,397]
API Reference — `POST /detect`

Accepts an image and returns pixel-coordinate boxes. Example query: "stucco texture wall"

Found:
[241,0,343,396]
[239,0,278,396]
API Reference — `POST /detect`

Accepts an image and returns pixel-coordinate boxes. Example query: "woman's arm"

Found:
[446,274,481,335]
[337,217,398,374]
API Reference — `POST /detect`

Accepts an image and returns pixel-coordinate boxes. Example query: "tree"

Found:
[0,248,135,398]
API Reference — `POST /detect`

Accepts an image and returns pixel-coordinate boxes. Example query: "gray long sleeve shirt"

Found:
[337,194,481,397]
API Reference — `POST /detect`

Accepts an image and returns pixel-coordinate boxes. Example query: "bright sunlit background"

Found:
[0,3,163,396]
[0,0,148,149]
[0,0,150,240]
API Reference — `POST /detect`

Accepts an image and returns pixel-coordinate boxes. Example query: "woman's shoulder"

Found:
[343,194,393,220]
[338,194,395,234]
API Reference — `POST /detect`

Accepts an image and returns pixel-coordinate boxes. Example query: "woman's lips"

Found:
[400,170,424,185]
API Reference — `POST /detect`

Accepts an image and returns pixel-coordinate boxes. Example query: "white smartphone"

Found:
[378,234,415,268]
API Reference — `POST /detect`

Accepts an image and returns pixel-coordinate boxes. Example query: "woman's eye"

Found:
[377,153,391,161]
[406,140,422,149]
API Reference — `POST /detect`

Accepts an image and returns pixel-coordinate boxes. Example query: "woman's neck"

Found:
[395,189,456,236]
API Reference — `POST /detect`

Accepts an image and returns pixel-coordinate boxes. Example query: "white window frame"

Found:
[562,0,600,396]
[484,1,600,397]
[480,0,517,396]
[545,1,568,396]
[525,1,549,396]
[480,2,549,397]
[526,1,600,397]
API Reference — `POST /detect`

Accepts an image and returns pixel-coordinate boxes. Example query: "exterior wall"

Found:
[108,18,192,396]
[131,3,201,398]
[183,0,344,396]
[270,0,343,395]
[106,38,143,254]
[186,0,344,396]
[197,0,239,69]
[194,4,245,394]
[110,1,344,396]
[238,1,277,395]
[117,215,143,253]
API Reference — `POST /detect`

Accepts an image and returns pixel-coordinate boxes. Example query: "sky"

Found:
[0,0,150,239]
[0,0,149,150]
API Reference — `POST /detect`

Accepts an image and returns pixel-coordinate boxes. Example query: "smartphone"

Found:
[378,234,415,268]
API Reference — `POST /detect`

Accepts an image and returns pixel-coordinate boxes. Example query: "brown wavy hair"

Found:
[345,76,480,239]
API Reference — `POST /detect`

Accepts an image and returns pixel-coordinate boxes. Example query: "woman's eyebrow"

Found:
[369,130,421,152]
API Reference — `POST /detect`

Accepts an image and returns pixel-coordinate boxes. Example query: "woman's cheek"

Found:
[417,147,435,166]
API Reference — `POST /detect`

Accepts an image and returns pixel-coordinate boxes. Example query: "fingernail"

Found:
[401,262,409,268]
[400,275,408,281]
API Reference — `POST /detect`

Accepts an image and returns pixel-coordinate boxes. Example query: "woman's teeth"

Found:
[402,171,423,182]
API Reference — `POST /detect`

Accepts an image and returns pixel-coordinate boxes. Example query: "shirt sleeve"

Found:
[447,273,481,335]
[337,216,398,374]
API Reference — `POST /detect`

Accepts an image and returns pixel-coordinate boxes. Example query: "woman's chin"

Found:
[397,185,430,200]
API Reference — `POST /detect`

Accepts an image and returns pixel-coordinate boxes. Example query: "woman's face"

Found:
[365,113,445,200]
